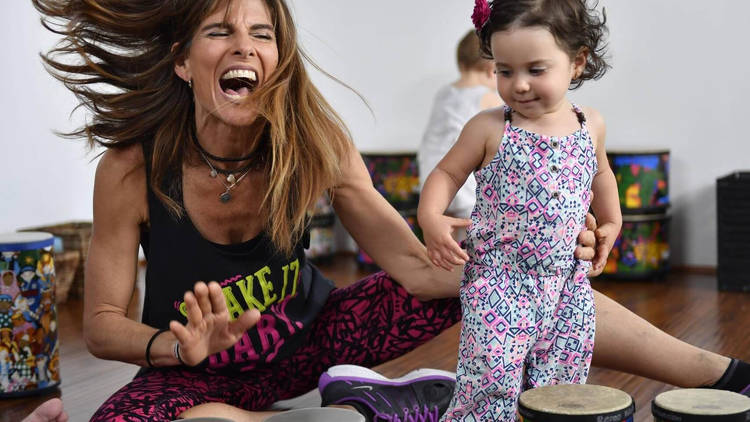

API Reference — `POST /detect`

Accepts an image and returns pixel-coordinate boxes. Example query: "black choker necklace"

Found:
[189,127,269,202]
[191,129,265,163]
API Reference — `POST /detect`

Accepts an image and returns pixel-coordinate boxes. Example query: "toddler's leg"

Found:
[526,269,596,388]
[442,267,534,421]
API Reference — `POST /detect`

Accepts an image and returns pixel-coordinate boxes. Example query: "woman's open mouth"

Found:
[219,69,258,99]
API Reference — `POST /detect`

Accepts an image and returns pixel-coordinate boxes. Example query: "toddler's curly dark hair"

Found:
[478,0,609,89]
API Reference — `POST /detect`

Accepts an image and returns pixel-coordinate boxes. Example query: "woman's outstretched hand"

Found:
[169,281,260,366]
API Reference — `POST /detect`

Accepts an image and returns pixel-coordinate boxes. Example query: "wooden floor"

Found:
[1,254,748,422]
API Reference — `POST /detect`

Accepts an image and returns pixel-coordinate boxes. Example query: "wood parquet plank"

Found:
[0,255,747,422]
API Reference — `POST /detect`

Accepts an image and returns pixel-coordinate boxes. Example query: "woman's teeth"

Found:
[220,69,257,98]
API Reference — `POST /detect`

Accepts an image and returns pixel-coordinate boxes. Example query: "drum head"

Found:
[519,385,634,422]
[0,232,54,251]
[653,389,750,421]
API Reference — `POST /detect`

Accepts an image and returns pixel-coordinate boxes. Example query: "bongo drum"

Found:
[0,232,60,397]
[518,384,635,421]
[652,389,750,422]
[607,150,670,214]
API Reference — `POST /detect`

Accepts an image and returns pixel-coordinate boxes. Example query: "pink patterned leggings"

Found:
[91,271,461,421]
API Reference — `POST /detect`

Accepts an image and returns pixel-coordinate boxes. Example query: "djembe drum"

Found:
[652,389,750,421]
[0,232,60,397]
[604,150,671,280]
[518,384,635,421]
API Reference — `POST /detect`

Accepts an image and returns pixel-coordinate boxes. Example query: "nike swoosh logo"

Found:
[352,386,373,391]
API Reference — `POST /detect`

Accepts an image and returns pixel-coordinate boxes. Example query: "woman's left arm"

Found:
[332,146,461,300]
[331,146,602,299]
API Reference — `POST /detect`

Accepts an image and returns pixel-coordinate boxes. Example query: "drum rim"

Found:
[652,404,750,422]
[0,382,60,398]
[621,213,671,223]
[652,389,750,421]
[0,231,54,252]
[519,401,635,422]
[518,385,635,421]
[607,149,670,155]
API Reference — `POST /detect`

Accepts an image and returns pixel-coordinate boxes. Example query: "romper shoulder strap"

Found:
[572,103,587,124]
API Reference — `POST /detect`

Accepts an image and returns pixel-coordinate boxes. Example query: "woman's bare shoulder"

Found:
[94,143,148,223]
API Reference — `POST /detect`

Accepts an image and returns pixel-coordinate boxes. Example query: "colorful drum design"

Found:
[0,232,60,397]
[607,150,669,214]
[361,151,420,209]
[652,389,750,421]
[602,213,670,279]
[518,384,635,421]
[306,213,336,261]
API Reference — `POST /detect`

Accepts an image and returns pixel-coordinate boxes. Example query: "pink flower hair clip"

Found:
[472,0,491,31]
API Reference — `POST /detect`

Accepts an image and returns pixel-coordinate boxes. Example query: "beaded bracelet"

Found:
[145,328,169,368]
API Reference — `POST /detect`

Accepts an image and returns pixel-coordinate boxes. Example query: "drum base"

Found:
[0,383,59,398]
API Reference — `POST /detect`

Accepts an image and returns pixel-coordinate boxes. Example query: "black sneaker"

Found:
[318,365,455,422]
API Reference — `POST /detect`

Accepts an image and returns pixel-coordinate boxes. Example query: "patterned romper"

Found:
[442,105,597,421]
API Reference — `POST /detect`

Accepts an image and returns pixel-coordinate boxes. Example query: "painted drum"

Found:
[306,213,336,261]
[602,213,670,280]
[361,151,421,210]
[264,407,366,422]
[0,232,60,397]
[607,150,670,214]
[652,389,750,422]
[518,384,635,422]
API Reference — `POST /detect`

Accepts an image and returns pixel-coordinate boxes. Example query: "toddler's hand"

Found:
[421,214,471,271]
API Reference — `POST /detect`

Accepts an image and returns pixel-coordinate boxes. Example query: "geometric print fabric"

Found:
[443,105,598,421]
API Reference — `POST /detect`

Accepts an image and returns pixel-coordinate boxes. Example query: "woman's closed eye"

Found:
[252,32,274,41]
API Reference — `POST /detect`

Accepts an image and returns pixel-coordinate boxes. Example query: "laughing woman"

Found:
[31,0,748,421]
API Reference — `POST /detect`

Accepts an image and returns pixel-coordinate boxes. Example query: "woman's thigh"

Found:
[91,367,279,421]
[302,271,462,369]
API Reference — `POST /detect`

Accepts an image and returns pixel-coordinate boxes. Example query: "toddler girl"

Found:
[417,0,622,419]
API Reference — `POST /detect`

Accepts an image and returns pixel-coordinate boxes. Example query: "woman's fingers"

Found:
[169,320,190,345]
[207,281,226,315]
[231,308,260,338]
[193,282,212,316]
[183,291,204,325]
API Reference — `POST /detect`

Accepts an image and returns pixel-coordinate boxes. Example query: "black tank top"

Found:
[139,143,334,371]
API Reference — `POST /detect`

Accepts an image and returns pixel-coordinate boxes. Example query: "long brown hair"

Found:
[32,0,353,255]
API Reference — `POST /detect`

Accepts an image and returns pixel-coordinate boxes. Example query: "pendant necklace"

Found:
[197,149,252,203]
[190,128,268,203]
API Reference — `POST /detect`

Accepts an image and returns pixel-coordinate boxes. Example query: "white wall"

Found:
[3,1,748,267]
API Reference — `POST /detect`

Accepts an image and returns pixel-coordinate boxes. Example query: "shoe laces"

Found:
[374,405,440,422]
